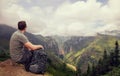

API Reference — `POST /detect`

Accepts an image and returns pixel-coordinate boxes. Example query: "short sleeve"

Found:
[17,34,29,44]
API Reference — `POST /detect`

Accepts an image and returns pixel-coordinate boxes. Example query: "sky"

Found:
[0,0,120,36]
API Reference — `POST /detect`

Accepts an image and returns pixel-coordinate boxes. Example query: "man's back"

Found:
[10,30,29,62]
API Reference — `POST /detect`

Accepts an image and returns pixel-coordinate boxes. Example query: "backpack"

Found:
[29,49,47,74]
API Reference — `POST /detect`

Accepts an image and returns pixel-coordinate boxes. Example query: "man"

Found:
[10,21,44,71]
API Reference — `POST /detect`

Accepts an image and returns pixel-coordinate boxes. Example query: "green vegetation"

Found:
[64,34,120,73]
[81,41,120,76]
[0,49,10,61]
[46,52,76,76]
[47,62,76,76]
[1,25,120,76]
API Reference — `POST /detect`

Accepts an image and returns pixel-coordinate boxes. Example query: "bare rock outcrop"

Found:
[0,59,46,76]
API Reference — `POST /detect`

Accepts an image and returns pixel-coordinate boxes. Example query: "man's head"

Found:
[18,21,27,31]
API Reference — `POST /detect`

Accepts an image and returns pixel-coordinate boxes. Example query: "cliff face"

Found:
[0,59,45,76]
[63,36,95,53]
[44,36,59,55]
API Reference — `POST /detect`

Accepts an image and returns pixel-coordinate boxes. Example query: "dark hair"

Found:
[18,21,27,30]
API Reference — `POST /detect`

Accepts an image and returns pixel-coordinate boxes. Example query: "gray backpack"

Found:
[29,50,47,74]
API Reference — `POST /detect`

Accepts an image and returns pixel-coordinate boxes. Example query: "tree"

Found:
[102,49,110,73]
[109,52,114,66]
[114,41,120,66]
[90,41,120,76]
[76,67,82,76]
[91,63,96,76]
[86,64,91,76]
[62,62,67,71]
[103,49,107,60]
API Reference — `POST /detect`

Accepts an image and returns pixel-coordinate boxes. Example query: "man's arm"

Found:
[24,42,44,51]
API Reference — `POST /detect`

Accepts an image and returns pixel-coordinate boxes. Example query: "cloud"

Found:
[0,0,26,25]
[0,0,47,33]
[51,0,120,36]
[0,0,120,36]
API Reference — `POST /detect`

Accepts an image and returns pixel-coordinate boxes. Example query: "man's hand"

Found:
[38,45,44,50]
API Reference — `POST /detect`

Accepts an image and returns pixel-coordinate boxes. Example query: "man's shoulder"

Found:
[11,30,28,42]
[13,30,24,37]
[11,31,24,40]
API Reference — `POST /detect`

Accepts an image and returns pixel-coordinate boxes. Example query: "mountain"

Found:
[0,24,75,76]
[36,30,120,74]
[45,36,59,55]
[77,34,120,71]
[45,33,120,73]
[63,36,95,53]
[63,34,120,73]
[100,30,120,36]
[0,24,16,50]
[36,35,60,55]
[2,24,120,75]
[50,35,71,49]
[50,35,71,54]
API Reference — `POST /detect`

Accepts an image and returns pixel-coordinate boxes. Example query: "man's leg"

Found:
[17,49,33,71]
[24,50,33,71]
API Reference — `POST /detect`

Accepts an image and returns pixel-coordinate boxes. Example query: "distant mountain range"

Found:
[62,34,120,72]
[98,30,120,36]
[1,24,120,74]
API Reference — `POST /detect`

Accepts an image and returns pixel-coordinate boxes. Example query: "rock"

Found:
[0,59,45,76]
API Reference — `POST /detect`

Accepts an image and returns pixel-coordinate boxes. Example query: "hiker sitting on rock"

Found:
[10,21,46,74]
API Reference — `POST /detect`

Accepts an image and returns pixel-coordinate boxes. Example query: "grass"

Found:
[66,63,77,71]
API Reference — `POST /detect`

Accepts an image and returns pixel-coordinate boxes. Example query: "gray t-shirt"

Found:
[10,30,29,62]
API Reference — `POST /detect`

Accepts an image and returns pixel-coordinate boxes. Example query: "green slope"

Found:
[64,34,120,72]
[47,52,76,76]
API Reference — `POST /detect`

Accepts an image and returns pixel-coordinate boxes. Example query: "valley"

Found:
[1,24,120,76]
[49,32,120,74]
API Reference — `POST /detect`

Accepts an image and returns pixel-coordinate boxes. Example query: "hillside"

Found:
[1,24,120,75]
[50,35,71,52]
[64,34,120,72]
[44,36,59,55]
[63,36,95,53]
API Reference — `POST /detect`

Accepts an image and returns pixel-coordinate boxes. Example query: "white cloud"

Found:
[0,0,120,36]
